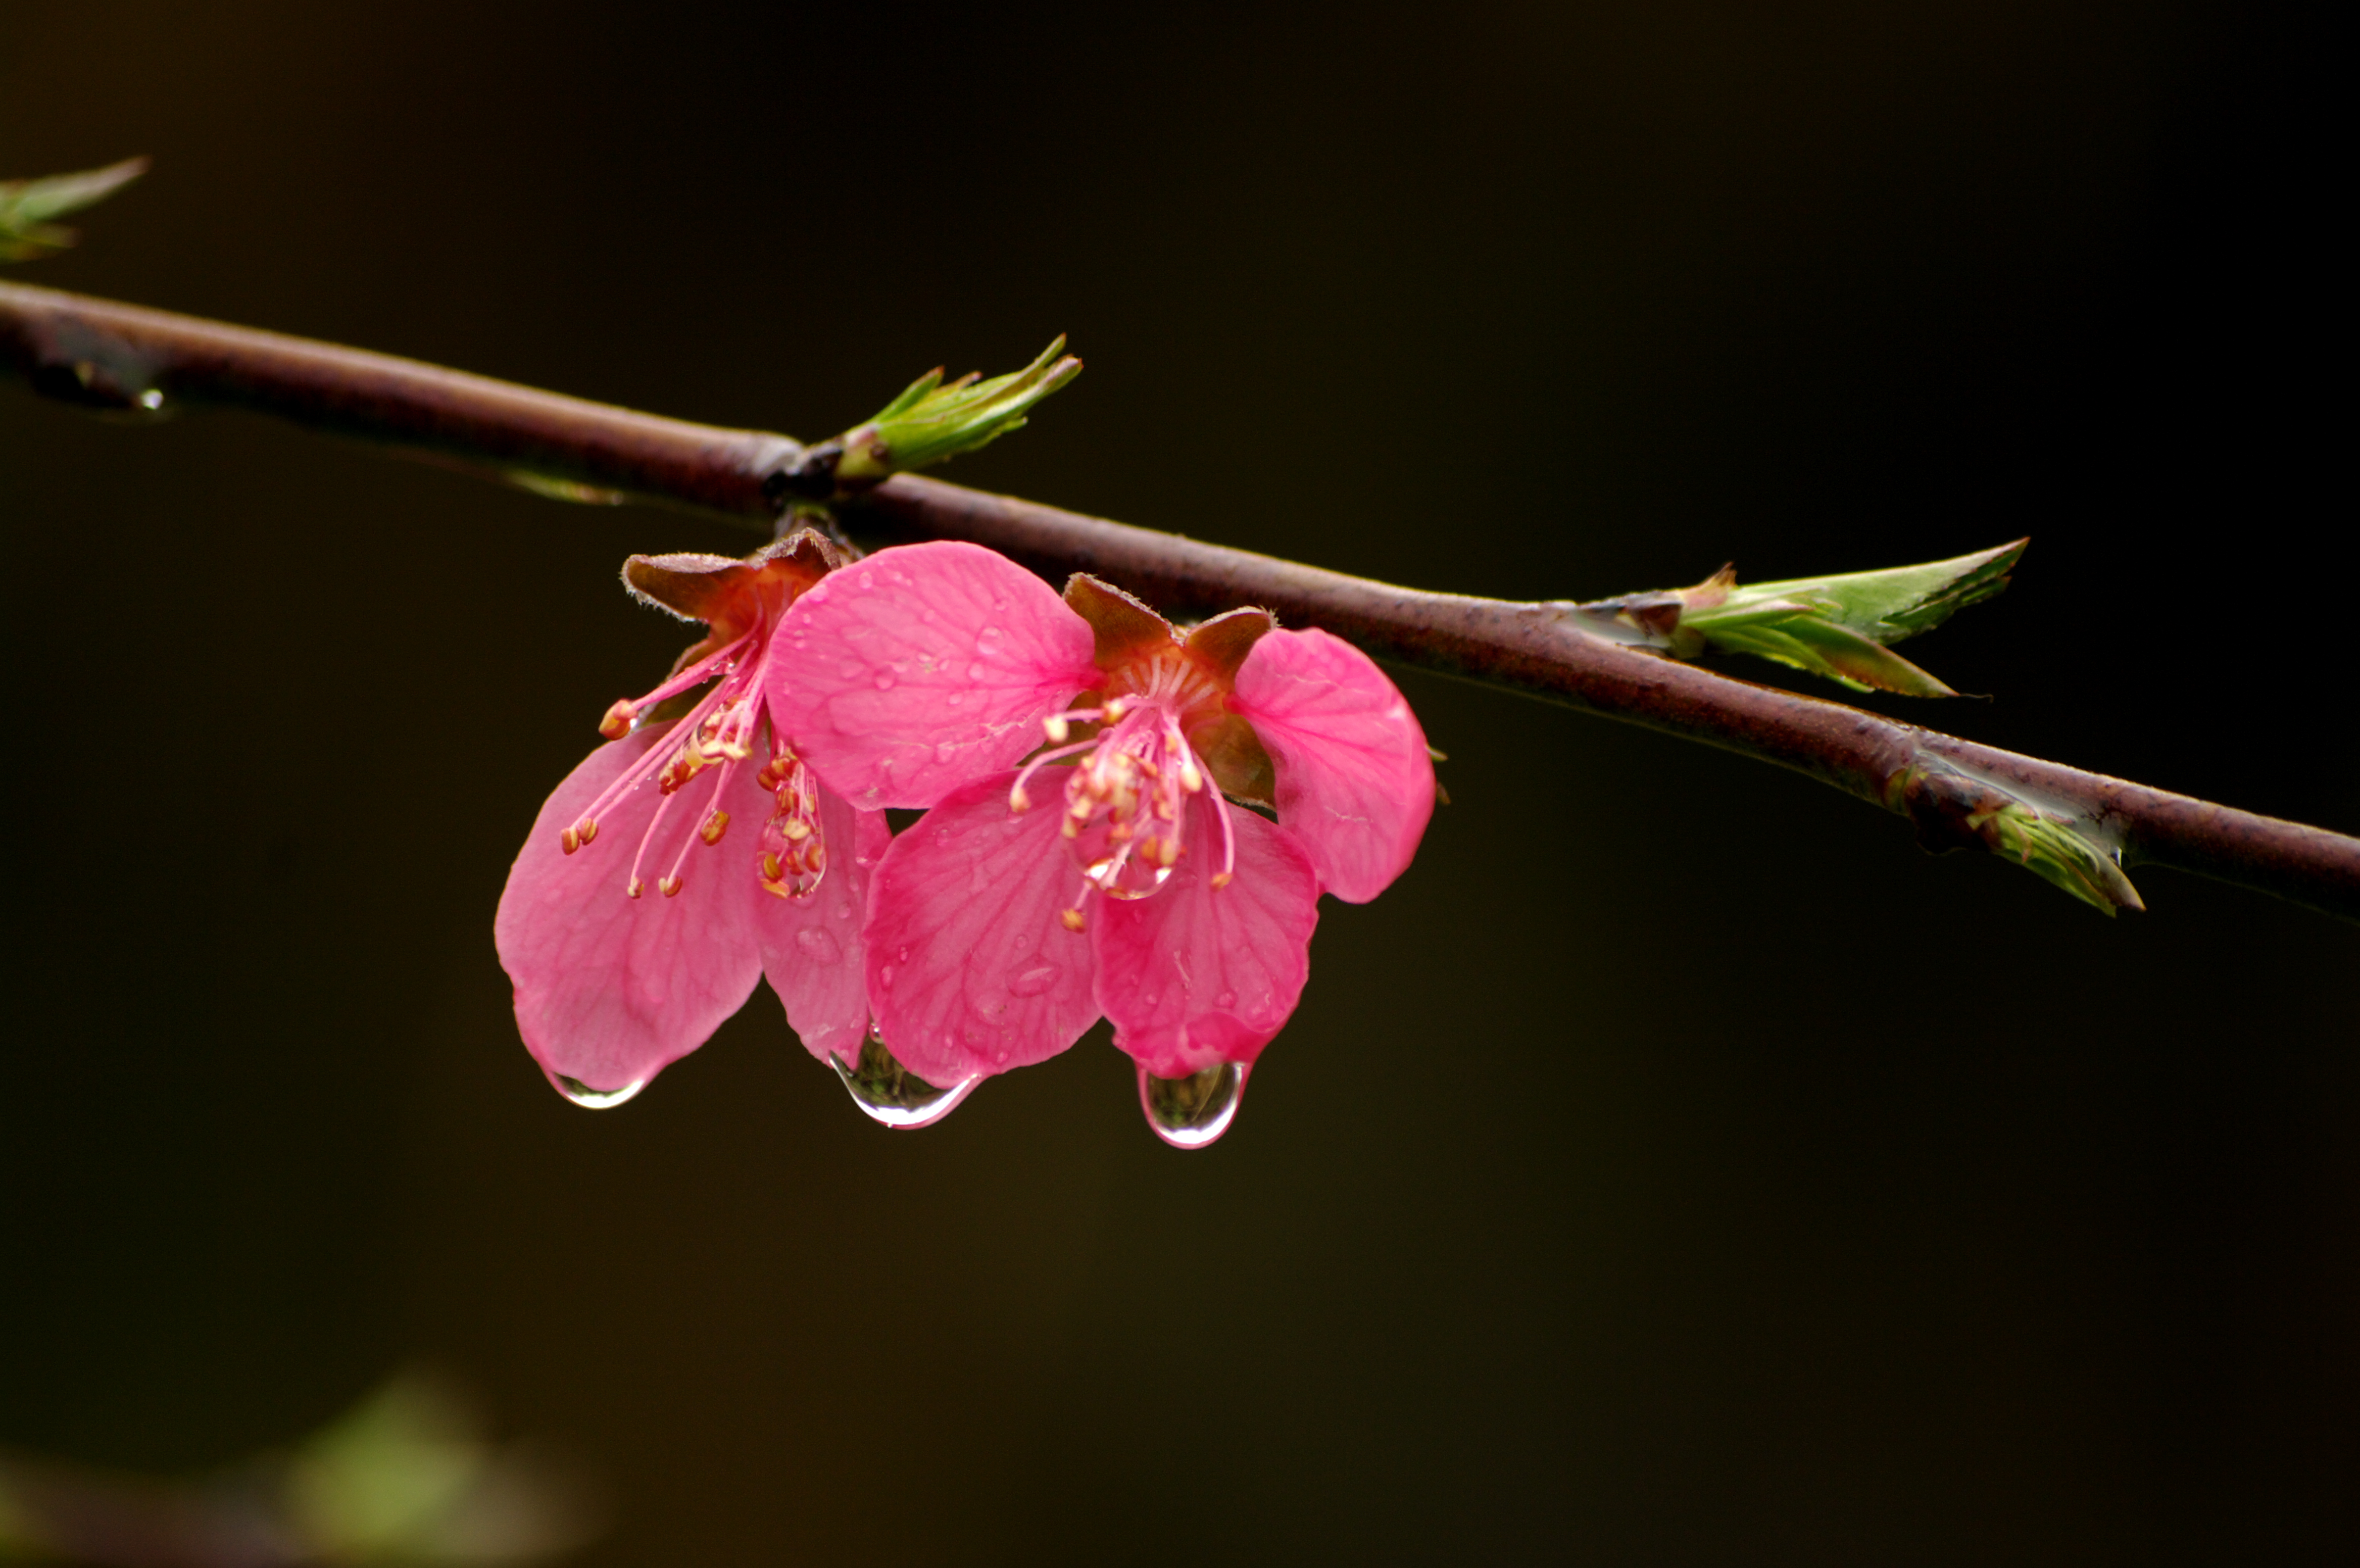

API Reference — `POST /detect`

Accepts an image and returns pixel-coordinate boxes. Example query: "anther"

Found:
[700,809,730,846]
[599,699,637,740]
[1179,757,1204,793]
[781,818,811,841]
[1044,715,1069,744]
[1009,784,1032,812]
[659,874,684,898]
[1210,871,1234,890]
[578,819,598,846]
[1059,907,1087,932]
[561,826,581,855]
[1103,696,1127,720]
[626,876,645,899]
[762,852,783,881]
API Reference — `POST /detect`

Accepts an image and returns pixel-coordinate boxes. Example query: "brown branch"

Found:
[4,280,2353,920]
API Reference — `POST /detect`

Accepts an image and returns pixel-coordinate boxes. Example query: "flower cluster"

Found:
[496,534,1434,1146]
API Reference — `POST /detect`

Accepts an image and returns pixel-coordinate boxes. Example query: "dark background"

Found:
[4,1,2352,1561]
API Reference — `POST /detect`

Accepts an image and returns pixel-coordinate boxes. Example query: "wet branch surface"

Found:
[5,280,2354,920]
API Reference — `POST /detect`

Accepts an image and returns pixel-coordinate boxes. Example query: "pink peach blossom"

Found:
[495,532,887,1108]
[771,541,1435,1143]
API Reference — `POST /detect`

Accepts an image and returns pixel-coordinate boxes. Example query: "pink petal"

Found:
[494,729,770,1096]
[1092,797,1320,1079]
[753,785,891,1067]
[862,773,1100,1086]
[768,542,1100,810]
[1227,626,1436,903]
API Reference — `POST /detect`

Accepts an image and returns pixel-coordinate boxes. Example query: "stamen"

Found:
[1206,779,1239,889]
[561,826,582,855]
[1009,738,1099,815]
[661,760,735,892]
[1060,906,1087,932]
[700,808,730,846]
[605,627,756,725]
[1044,715,1069,744]
[599,700,636,740]
[568,682,733,837]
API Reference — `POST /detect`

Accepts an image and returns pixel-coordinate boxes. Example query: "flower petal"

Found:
[769,541,1099,810]
[753,785,891,1067]
[1093,797,1320,1079]
[1227,626,1436,903]
[494,729,768,1096]
[862,773,1100,1085]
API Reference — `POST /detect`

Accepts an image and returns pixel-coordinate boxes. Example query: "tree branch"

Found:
[4,280,2353,920]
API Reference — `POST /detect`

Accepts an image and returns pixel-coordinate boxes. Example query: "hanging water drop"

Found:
[1137,1059,1250,1149]
[549,1071,647,1109]
[831,1032,979,1130]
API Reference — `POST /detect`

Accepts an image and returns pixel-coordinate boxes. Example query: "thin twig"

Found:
[4,280,2353,919]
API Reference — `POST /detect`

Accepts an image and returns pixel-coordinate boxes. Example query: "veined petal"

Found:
[754,785,891,1067]
[494,729,768,1096]
[862,773,1100,1086]
[769,541,1099,810]
[1093,797,1319,1079]
[1227,627,1435,903]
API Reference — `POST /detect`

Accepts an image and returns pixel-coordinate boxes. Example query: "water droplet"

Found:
[550,1071,647,1109]
[832,1033,979,1130]
[946,691,966,707]
[873,670,897,690]
[966,662,988,680]
[838,659,864,679]
[1137,1059,1250,1149]
[795,927,842,964]
[1214,990,1236,1009]
[1007,964,1059,997]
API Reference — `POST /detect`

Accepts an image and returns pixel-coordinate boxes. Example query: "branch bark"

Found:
[4,280,2353,920]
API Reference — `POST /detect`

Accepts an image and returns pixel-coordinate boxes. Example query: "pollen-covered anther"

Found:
[1009,783,1032,812]
[560,826,582,855]
[699,810,730,846]
[626,876,645,899]
[1044,715,1069,744]
[1059,906,1087,932]
[598,699,637,740]
[1210,870,1234,890]
[659,874,684,898]
[577,819,598,846]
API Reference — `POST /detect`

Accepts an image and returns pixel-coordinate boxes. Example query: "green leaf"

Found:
[1573,540,2026,696]
[831,336,1083,484]
[0,156,147,263]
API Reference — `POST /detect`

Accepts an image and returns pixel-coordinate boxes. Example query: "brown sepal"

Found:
[624,527,845,678]
[1679,563,1737,611]
[1189,712,1277,806]
[624,527,842,624]
[1063,573,1176,664]
[1183,607,1276,686]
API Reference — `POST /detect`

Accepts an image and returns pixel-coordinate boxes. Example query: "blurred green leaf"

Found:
[0,157,148,263]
